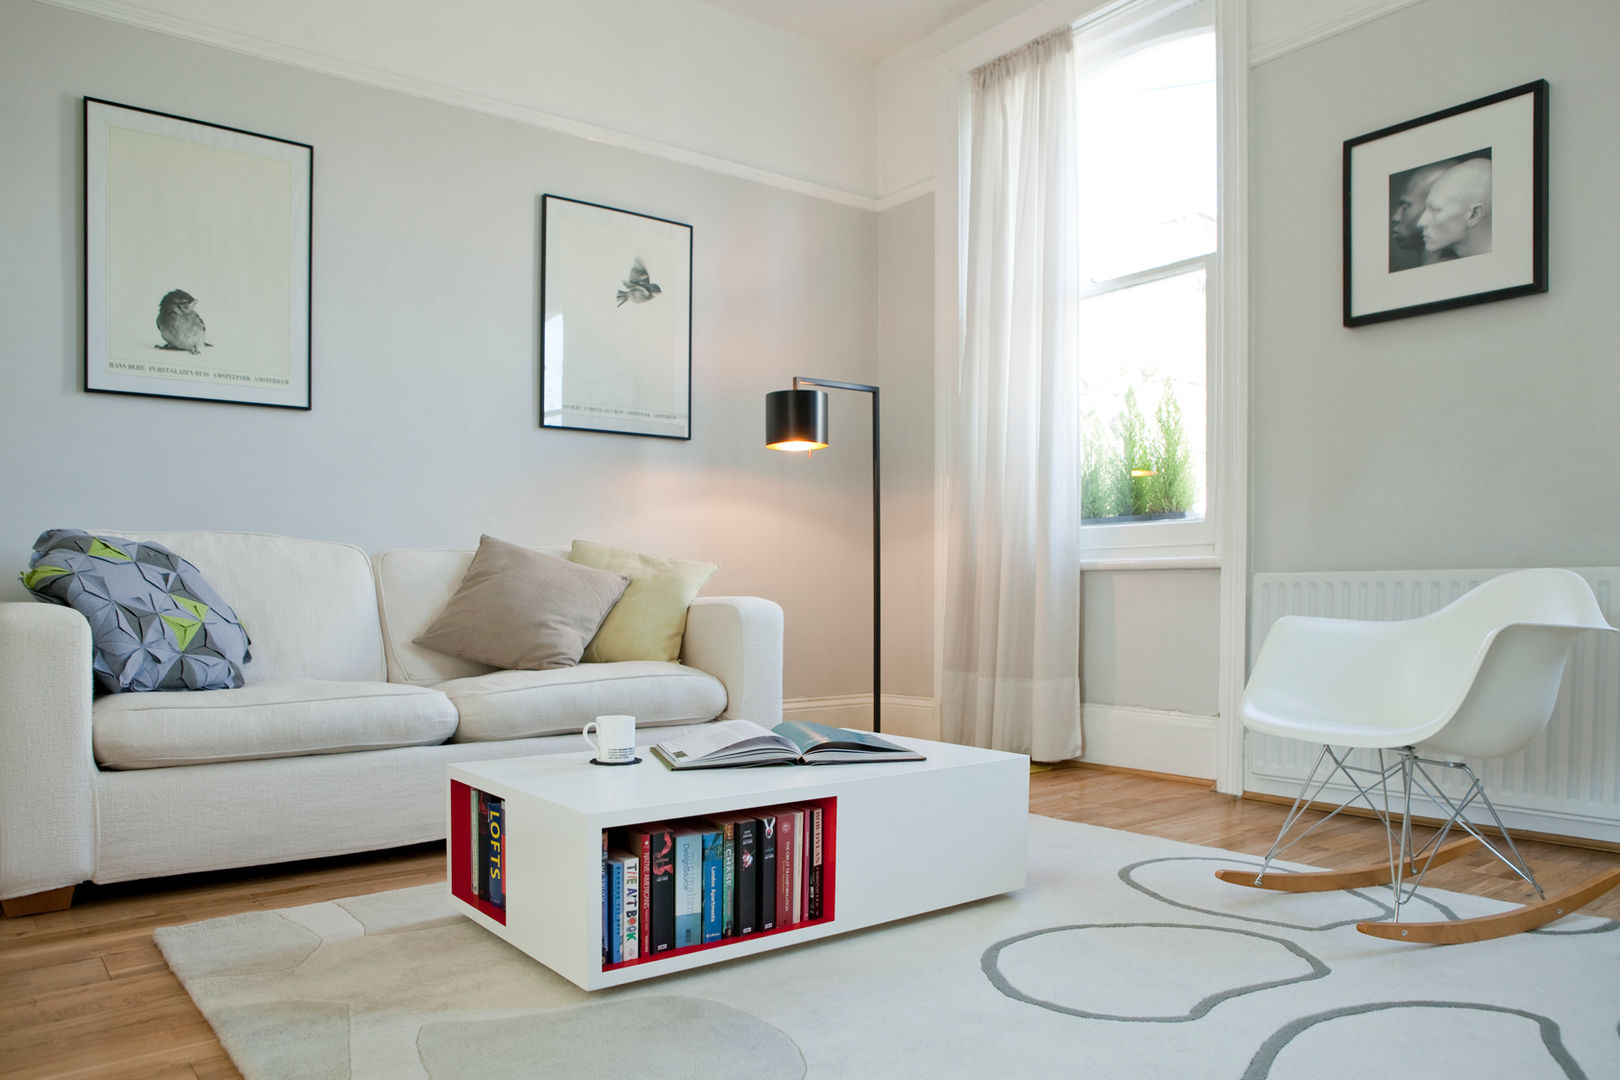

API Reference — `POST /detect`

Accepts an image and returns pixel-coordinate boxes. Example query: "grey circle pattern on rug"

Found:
[982,923,1328,1023]
[1241,1000,1588,1080]
[1119,855,1463,930]
[416,994,805,1080]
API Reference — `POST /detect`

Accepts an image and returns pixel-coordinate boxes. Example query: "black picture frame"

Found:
[540,194,693,440]
[83,97,313,409]
[1343,80,1547,327]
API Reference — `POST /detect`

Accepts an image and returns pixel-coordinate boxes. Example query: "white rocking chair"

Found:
[1218,568,1620,943]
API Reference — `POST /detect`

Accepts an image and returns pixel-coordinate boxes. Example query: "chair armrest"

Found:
[681,597,783,728]
[0,602,97,900]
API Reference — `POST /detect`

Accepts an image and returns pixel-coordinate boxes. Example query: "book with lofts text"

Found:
[651,720,924,770]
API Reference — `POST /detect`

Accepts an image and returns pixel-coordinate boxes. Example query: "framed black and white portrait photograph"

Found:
[83,98,312,409]
[1343,80,1547,327]
[541,195,692,440]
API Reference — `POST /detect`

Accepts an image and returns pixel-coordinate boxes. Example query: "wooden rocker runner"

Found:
[1218,569,1620,945]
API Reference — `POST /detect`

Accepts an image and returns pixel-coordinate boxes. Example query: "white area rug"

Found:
[154,816,1620,1079]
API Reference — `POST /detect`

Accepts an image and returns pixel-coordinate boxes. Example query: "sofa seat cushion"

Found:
[437,661,727,743]
[93,679,458,770]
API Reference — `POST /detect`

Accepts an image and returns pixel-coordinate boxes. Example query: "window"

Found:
[1074,0,1216,557]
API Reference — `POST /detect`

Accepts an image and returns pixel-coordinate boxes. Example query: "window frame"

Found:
[1071,5,1219,564]
[934,0,1250,792]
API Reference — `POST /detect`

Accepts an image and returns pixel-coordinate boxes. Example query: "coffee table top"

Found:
[450,733,1024,824]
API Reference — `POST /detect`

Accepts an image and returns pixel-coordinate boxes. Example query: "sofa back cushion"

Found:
[373,546,569,685]
[108,531,386,683]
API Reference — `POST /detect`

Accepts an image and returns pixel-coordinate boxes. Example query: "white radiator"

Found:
[1246,569,1620,844]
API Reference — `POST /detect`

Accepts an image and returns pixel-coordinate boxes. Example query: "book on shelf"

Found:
[605,851,628,964]
[776,807,798,927]
[672,826,704,949]
[806,803,824,920]
[733,815,760,935]
[758,813,777,932]
[617,849,641,961]
[651,720,924,770]
[472,791,505,908]
[487,795,506,908]
[601,831,609,965]
[700,826,724,944]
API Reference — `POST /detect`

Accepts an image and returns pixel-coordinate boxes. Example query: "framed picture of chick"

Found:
[541,195,692,439]
[83,97,312,409]
[1343,80,1547,327]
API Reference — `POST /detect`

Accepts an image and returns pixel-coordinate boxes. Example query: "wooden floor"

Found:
[5,764,1618,1079]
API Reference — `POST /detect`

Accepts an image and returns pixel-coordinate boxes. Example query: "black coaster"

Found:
[590,756,643,767]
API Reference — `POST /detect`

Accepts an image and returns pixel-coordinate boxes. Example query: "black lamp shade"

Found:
[765,389,829,450]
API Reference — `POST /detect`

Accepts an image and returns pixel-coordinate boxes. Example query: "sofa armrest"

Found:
[681,597,783,728]
[0,602,97,900]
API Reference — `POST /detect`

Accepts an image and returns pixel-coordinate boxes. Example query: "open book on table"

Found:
[651,720,925,770]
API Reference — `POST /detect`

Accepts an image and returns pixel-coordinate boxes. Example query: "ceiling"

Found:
[701,0,990,60]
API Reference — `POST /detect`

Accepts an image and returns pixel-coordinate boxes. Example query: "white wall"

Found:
[0,0,884,703]
[26,0,880,201]
[1250,0,1620,574]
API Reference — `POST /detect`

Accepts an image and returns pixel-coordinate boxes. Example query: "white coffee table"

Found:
[447,734,1028,990]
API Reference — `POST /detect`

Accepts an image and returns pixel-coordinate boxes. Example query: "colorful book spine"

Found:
[673,828,703,949]
[611,826,656,954]
[734,817,760,935]
[790,806,807,923]
[719,819,737,937]
[758,813,777,932]
[700,827,724,944]
[776,809,796,928]
[648,826,676,954]
[476,793,493,901]
[601,831,609,965]
[471,789,483,899]
[620,850,640,962]
[606,853,626,965]
[484,795,505,909]
[806,804,824,920]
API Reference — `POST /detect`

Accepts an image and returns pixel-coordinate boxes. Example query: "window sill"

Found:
[1079,554,1221,571]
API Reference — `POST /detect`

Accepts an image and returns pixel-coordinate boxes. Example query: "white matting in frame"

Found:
[541,195,692,440]
[1343,80,1547,327]
[84,97,312,409]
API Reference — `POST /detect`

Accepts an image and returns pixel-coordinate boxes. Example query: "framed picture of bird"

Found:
[83,97,312,409]
[541,194,692,439]
[1343,80,1547,327]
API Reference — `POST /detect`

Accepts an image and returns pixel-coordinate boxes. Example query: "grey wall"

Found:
[1083,570,1220,715]
[0,0,881,701]
[877,194,936,698]
[1250,0,1620,574]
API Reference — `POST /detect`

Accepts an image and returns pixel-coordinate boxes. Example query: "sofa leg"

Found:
[2,885,76,917]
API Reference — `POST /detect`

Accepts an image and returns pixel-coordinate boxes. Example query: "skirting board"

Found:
[1078,704,1219,781]
[784,697,1219,781]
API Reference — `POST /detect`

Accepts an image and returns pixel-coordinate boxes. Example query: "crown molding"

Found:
[875,178,935,212]
[1248,0,1427,66]
[36,0,887,212]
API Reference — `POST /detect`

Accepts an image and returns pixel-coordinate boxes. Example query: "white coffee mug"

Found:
[584,714,637,764]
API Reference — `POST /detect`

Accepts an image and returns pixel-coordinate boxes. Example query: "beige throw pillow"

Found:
[568,540,718,663]
[415,535,629,670]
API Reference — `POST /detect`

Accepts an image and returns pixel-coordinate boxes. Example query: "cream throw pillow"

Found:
[415,535,629,670]
[568,540,718,663]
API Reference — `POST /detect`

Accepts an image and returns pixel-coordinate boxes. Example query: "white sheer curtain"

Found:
[941,29,1083,761]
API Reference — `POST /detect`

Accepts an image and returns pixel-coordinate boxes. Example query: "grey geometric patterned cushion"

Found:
[22,529,253,693]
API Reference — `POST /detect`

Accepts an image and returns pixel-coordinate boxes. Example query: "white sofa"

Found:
[0,530,783,913]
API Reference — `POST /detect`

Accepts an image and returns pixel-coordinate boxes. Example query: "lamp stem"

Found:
[792,376,881,733]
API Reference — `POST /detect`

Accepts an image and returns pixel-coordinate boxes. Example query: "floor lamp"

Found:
[765,377,882,733]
